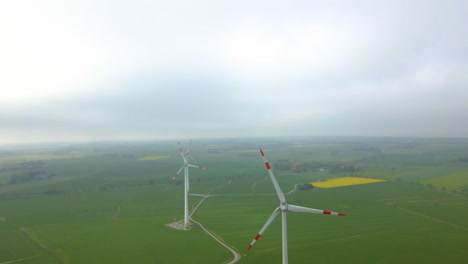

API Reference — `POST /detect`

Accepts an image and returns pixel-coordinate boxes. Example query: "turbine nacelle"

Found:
[280,202,288,211]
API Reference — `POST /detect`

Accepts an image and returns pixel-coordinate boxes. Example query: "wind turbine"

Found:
[247,149,345,263]
[170,140,208,230]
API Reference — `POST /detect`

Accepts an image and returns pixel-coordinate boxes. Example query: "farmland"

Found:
[0,137,467,264]
[137,156,171,161]
[311,177,386,188]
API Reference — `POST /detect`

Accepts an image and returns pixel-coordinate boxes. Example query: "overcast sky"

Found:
[0,0,467,144]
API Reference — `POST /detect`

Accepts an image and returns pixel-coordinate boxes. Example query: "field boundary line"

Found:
[285,184,297,195]
[0,254,42,264]
[377,197,421,201]
[251,176,268,189]
[216,194,276,196]
[315,234,362,244]
[3,219,68,264]
[406,197,467,203]
[189,195,211,217]
[391,204,467,230]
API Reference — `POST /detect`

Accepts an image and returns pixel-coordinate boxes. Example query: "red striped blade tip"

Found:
[259,149,265,156]
[247,245,253,251]
[338,213,346,216]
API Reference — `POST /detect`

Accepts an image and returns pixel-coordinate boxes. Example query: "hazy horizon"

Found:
[1,134,467,147]
[1,0,467,144]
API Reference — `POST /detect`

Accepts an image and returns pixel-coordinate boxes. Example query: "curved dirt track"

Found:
[189,194,242,264]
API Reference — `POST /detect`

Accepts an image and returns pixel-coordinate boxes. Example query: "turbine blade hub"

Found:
[280,202,288,211]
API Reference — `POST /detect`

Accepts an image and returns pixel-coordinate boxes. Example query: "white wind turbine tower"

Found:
[247,149,346,264]
[170,140,208,230]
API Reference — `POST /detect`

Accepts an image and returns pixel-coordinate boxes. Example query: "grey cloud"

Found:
[1,0,467,143]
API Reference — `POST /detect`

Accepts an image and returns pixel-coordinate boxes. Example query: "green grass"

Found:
[0,228,53,263]
[194,181,467,264]
[0,137,467,264]
[422,171,468,190]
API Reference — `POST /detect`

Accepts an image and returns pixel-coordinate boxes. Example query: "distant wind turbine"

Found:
[171,140,208,230]
[247,149,346,264]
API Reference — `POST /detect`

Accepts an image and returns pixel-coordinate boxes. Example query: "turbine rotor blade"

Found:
[186,139,192,155]
[170,165,185,182]
[260,149,286,203]
[185,140,199,164]
[187,164,209,170]
[187,153,198,164]
[177,141,187,163]
[288,204,346,216]
[247,207,281,250]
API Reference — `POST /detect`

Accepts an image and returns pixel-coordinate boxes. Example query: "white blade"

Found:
[186,139,193,155]
[178,141,187,163]
[170,165,184,182]
[247,207,281,250]
[186,140,199,164]
[288,204,346,216]
[187,164,209,170]
[260,149,286,203]
[187,153,197,164]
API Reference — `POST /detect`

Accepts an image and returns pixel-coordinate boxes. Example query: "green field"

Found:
[0,137,467,263]
[422,171,468,191]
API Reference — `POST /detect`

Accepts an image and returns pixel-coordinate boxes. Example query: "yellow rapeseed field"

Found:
[137,156,171,161]
[311,177,386,188]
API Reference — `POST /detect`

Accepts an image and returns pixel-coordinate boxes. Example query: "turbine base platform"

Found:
[166,220,195,231]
